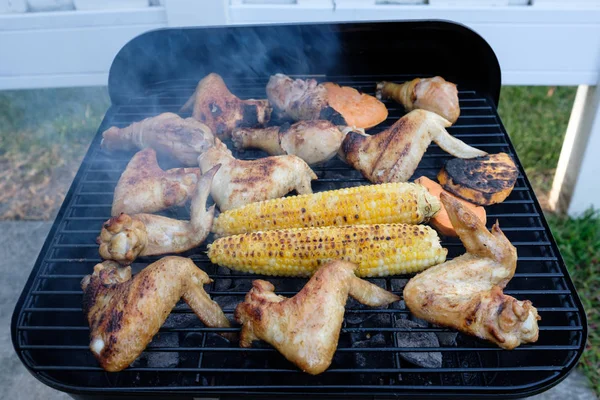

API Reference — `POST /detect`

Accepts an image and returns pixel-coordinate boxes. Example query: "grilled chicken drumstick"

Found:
[231,120,345,165]
[98,165,219,265]
[112,148,200,215]
[376,76,460,124]
[181,73,272,139]
[198,139,317,211]
[82,256,230,372]
[342,109,486,183]
[403,193,540,350]
[235,260,399,375]
[101,112,215,166]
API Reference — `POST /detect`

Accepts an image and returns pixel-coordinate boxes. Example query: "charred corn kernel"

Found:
[212,182,440,236]
[207,224,446,277]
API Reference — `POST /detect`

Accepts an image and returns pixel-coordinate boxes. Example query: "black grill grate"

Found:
[12,76,586,398]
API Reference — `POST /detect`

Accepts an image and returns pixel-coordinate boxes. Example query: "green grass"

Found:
[0,87,109,154]
[547,210,600,394]
[0,87,109,219]
[499,86,599,395]
[498,86,577,193]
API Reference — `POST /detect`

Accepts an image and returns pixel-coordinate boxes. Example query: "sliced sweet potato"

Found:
[323,82,388,129]
[437,153,518,206]
[415,176,486,237]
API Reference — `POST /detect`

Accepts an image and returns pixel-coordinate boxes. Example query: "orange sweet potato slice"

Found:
[323,82,388,129]
[415,176,487,237]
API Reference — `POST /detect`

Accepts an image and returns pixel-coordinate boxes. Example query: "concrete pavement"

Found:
[0,221,596,399]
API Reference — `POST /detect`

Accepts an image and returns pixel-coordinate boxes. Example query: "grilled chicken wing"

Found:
[101,112,215,166]
[376,76,460,124]
[181,73,272,139]
[198,139,317,211]
[266,73,337,122]
[235,260,399,375]
[231,120,345,165]
[403,193,540,350]
[82,256,230,372]
[98,165,219,264]
[342,109,486,183]
[112,148,200,215]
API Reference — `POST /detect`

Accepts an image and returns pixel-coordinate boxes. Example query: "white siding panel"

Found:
[0,25,162,77]
[0,8,166,30]
[0,72,108,89]
[0,8,166,89]
[469,23,600,85]
[0,4,599,88]
[164,0,227,26]
[228,5,600,85]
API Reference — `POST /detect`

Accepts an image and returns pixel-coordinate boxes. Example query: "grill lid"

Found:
[108,20,501,106]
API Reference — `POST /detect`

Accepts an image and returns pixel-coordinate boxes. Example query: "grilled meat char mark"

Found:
[267,74,349,124]
[182,73,272,139]
[112,148,200,216]
[198,139,317,211]
[342,110,486,183]
[81,257,230,372]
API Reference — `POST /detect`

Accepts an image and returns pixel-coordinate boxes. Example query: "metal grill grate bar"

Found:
[12,75,585,397]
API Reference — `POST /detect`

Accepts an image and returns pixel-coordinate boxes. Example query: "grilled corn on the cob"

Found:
[212,182,440,236]
[207,224,447,277]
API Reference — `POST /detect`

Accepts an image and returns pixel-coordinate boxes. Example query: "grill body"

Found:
[12,21,586,399]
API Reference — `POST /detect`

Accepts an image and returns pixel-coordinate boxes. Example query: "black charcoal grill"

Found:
[11,21,587,399]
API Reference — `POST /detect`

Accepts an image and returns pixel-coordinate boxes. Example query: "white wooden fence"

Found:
[1,0,599,216]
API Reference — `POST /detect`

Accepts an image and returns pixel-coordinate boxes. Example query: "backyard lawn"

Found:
[0,85,597,394]
[499,86,599,394]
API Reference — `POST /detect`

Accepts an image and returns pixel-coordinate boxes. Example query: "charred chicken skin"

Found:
[266,73,338,122]
[112,148,200,215]
[198,139,317,211]
[82,256,230,372]
[266,74,387,130]
[101,112,215,166]
[403,193,540,350]
[98,165,219,264]
[342,109,486,183]
[231,120,345,165]
[235,260,399,375]
[376,76,460,124]
[181,73,272,139]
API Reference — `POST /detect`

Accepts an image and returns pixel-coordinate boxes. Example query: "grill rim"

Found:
[11,20,588,399]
